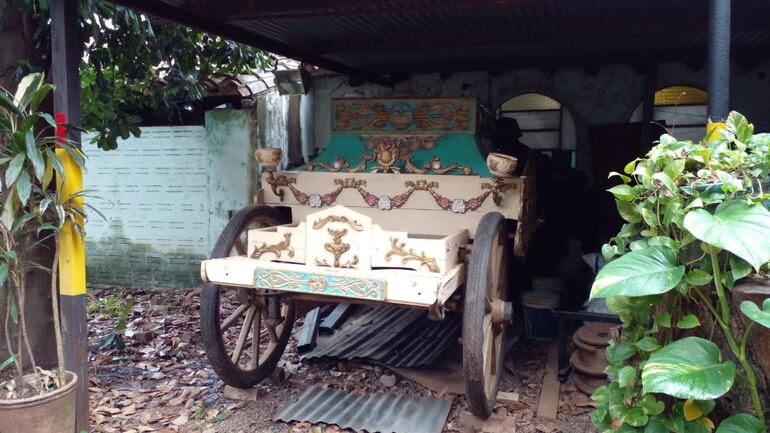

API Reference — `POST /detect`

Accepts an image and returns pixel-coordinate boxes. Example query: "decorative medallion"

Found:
[384,237,439,272]
[255,269,385,301]
[251,233,294,260]
[316,228,358,269]
[377,196,393,210]
[308,194,323,208]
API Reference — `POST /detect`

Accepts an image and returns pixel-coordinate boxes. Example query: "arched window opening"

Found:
[498,93,577,168]
[629,85,708,142]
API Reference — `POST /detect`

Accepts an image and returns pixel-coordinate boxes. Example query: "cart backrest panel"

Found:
[257,97,534,250]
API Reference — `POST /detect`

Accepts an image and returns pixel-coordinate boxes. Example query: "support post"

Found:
[706,0,731,125]
[639,65,657,152]
[51,1,88,432]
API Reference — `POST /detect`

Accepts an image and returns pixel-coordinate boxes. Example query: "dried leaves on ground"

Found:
[87,287,597,433]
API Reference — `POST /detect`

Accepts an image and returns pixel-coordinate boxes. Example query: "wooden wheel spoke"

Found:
[220,304,249,332]
[231,306,257,364]
[234,237,247,256]
[267,323,279,344]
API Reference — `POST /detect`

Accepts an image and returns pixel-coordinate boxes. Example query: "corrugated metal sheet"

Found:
[119,0,770,77]
[274,386,452,433]
[303,306,461,367]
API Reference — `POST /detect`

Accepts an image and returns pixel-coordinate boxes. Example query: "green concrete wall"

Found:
[84,109,260,288]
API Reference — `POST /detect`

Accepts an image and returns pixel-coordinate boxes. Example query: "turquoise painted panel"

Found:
[255,269,385,301]
[332,98,476,133]
[301,133,491,177]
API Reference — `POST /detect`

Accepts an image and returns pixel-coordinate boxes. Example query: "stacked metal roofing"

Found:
[303,306,461,368]
[274,386,452,433]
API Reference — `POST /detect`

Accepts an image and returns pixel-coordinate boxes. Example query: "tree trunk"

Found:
[0,1,34,92]
[0,2,57,370]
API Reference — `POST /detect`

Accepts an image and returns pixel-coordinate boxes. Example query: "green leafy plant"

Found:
[5,0,274,150]
[590,112,770,433]
[91,294,134,352]
[0,72,88,398]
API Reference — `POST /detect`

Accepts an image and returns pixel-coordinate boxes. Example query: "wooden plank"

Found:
[537,342,560,421]
[201,256,463,307]
[319,303,355,332]
[52,0,88,431]
[297,307,322,353]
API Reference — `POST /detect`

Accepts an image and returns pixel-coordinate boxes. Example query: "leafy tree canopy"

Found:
[8,0,274,149]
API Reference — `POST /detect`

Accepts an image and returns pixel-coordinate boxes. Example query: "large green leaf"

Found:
[642,337,735,400]
[683,200,770,271]
[13,73,43,111]
[715,414,763,433]
[25,130,45,182]
[5,153,26,186]
[591,246,684,298]
[740,298,770,329]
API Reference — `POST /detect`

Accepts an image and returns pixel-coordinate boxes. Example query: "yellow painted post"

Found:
[55,147,86,296]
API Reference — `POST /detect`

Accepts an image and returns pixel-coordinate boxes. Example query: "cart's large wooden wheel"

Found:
[463,212,512,418]
[201,205,295,388]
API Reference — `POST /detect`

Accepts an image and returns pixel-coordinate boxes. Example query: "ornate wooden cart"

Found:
[200,98,535,417]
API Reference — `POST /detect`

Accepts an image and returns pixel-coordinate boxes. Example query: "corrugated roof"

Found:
[115,0,770,84]
[274,385,452,433]
[303,306,461,368]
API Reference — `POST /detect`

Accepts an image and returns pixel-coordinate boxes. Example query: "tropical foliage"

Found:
[6,0,274,150]
[0,73,87,397]
[591,112,770,433]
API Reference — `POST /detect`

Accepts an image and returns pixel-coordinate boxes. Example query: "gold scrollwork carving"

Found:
[482,177,516,205]
[251,233,294,259]
[313,215,364,231]
[305,156,350,172]
[316,228,359,269]
[384,237,439,272]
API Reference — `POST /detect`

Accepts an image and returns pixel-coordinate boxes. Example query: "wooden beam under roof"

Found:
[112,0,396,87]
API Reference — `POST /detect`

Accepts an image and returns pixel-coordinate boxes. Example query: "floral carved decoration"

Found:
[270,176,511,213]
[251,233,294,259]
[316,228,359,269]
[384,237,439,272]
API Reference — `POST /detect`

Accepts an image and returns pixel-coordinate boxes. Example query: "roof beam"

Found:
[112,0,395,87]
[182,0,533,21]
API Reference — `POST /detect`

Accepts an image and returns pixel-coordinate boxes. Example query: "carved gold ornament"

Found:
[385,237,439,272]
[305,156,350,172]
[270,176,506,212]
[251,233,294,259]
[313,215,364,231]
[482,177,517,205]
[316,228,359,269]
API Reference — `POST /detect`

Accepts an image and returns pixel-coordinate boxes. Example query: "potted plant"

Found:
[590,112,770,433]
[0,73,87,433]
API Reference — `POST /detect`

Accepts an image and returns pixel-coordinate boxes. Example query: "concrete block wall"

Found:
[84,109,261,288]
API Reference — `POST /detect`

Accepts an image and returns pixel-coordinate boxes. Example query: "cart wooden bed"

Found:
[200,97,535,417]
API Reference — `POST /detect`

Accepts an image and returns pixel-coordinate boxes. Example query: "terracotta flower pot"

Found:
[0,371,77,433]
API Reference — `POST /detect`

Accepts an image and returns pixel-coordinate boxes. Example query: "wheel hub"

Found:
[491,299,513,326]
